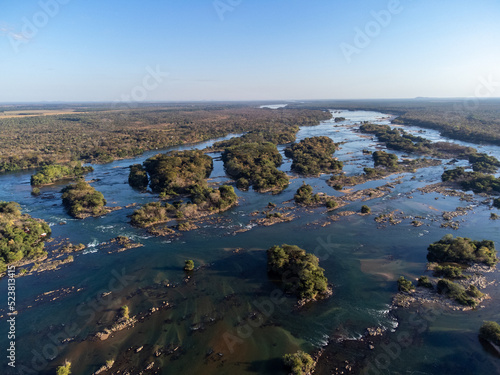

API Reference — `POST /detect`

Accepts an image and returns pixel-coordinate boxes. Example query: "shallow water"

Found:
[1,110,500,374]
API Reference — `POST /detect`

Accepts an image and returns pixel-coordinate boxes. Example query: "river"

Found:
[1,110,499,374]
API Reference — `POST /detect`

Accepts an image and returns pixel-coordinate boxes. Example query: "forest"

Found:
[222,142,289,192]
[130,185,238,228]
[0,104,331,173]
[0,201,51,271]
[31,163,94,186]
[284,136,342,176]
[61,180,108,218]
[267,244,329,300]
[140,150,213,196]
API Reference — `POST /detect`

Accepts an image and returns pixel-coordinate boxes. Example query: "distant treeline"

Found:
[0,105,331,173]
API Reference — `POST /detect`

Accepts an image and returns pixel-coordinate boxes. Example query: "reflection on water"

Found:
[1,111,500,374]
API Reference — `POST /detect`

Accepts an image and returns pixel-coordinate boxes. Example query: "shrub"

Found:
[184,259,195,271]
[417,276,433,289]
[437,279,477,307]
[361,205,371,214]
[325,199,337,209]
[120,305,130,320]
[294,184,319,205]
[433,264,463,279]
[31,187,41,196]
[283,351,315,375]
[56,361,71,375]
[479,321,500,345]
[397,276,415,293]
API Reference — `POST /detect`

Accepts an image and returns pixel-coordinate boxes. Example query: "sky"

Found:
[0,0,499,102]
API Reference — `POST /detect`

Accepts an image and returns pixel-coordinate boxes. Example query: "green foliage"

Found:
[468,153,500,173]
[184,259,195,271]
[284,136,342,176]
[397,276,415,293]
[222,142,289,192]
[436,279,477,307]
[427,234,497,266]
[493,198,500,209]
[31,163,93,186]
[0,201,51,268]
[442,167,466,182]
[267,244,329,300]
[143,150,213,196]
[56,361,71,375]
[130,185,237,228]
[433,264,463,279]
[361,205,371,214]
[31,187,41,196]
[128,164,148,190]
[210,126,299,149]
[417,276,433,289]
[283,351,315,375]
[479,321,500,345]
[360,123,432,154]
[61,180,107,218]
[442,168,500,194]
[294,184,320,205]
[120,305,130,320]
[325,199,337,209]
[373,151,399,169]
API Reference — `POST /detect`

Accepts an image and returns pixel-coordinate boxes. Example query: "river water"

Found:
[1,110,499,374]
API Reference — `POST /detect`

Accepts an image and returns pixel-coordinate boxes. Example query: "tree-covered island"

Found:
[222,142,289,192]
[0,201,51,272]
[61,180,110,219]
[267,244,331,303]
[284,136,342,176]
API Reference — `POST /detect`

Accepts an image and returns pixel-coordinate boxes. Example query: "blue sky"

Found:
[1,0,499,102]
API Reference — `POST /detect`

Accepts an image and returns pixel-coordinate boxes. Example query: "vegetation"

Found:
[397,276,415,293]
[0,104,331,173]
[222,142,289,192]
[427,234,497,266]
[141,150,213,196]
[283,351,315,375]
[417,276,433,289]
[120,305,130,320]
[61,180,108,219]
[128,164,148,190]
[433,264,463,279]
[479,321,500,346]
[209,126,300,150]
[0,201,51,272]
[436,279,481,307]
[130,185,238,228]
[372,151,399,169]
[56,361,71,375]
[361,205,371,214]
[267,244,329,300]
[284,136,342,176]
[294,184,320,205]
[30,163,93,186]
[184,260,195,271]
[468,153,500,173]
[494,198,500,209]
